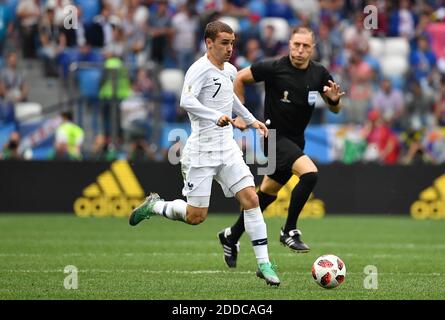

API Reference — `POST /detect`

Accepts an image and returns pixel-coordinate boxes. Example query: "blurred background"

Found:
[0,0,444,218]
[0,0,444,164]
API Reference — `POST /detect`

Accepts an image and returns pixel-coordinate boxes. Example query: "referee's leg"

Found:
[280,155,318,252]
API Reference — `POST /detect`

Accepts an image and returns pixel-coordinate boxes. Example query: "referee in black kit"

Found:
[218,26,345,268]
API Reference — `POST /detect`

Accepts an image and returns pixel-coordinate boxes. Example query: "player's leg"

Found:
[279,155,318,252]
[129,193,209,226]
[216,157,280,285]
[218,176,283,267]
[235,186,280,286]
[129,166,213,226]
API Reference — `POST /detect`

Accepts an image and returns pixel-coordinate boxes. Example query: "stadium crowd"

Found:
[0,0,445,164]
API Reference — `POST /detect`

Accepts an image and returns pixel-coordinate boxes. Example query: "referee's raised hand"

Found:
[323,80,346,102]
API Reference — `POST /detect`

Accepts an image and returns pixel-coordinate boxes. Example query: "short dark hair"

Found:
[62,111,73,121]
[204,21,233,41]
[290,26,315,43]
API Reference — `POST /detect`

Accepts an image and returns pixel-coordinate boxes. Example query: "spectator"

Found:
[38,3,65,77]
[389,0,416,38]
[362,109,401,165]
[120,80,151,144]
[314,21,342,69]
[437,45,445,75]
[86,5,113,48]
[89,133,118,161]
[235,38,264,119]
[372,78,405,128]
[147,0,172,65]
[0,0,13,57]
[0,81,15,126]
[399,127,424,164]
[171,0,199,72]
[422,127,445,164]
[343,12,371,58]
[122,0,149,67]
[133,67,155,99]
[1,131,22,160]
[434,77,445,126]
[0,51,29,103]
[99,56,132,137]
[102,17,127,59]
[54,111,85,160]
[260,24,284,58]
[16,0,40,59]
[402,81,435,131]
[345,50,373,124]
[409,35,437,85]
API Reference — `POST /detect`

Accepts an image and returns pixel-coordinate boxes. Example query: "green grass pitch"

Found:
[0,214,444,300]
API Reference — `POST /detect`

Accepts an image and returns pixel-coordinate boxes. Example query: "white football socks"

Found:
[153,199,187,222]
[243,207,270,264]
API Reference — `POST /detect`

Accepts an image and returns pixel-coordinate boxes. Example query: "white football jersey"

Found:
[180,54,256,165]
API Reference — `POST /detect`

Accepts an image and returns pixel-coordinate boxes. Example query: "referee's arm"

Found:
[234,67,256,104]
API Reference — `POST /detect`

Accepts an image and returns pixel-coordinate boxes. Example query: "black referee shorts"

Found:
[266,134,305,186]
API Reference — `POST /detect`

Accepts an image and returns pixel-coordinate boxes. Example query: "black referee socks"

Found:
[229,191,277,243]
[284,172,318,233]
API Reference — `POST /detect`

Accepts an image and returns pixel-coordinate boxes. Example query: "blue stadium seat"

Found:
[77,68,102,99]
[160,91,177,123]
[265,0,294,21]
[58,49,79,79]
[6,0,18,20]
[247,0,266,17]
[74,0,101,24]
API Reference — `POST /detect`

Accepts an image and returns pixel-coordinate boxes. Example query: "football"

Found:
[312,254,346,289]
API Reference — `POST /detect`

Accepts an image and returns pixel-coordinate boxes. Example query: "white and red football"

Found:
[312,254,346,289]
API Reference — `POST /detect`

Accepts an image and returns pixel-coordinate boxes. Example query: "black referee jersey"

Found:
[250,56,334,145]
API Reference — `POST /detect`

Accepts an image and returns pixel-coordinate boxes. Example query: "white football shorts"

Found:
[180,145,255,208]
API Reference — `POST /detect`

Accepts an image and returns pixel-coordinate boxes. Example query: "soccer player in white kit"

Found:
[129,21,280,286]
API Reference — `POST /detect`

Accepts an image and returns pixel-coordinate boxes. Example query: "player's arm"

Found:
[321,80,345,114]
[180,71,225,125]
[180,90,226,124]
[232,93,256,126]
[232,94,268,137]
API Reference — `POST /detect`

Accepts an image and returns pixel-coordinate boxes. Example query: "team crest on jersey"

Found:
[280,90,291,103]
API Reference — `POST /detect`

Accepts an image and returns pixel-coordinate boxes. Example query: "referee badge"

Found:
[280,90,291,103]
[308,91,317,106]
